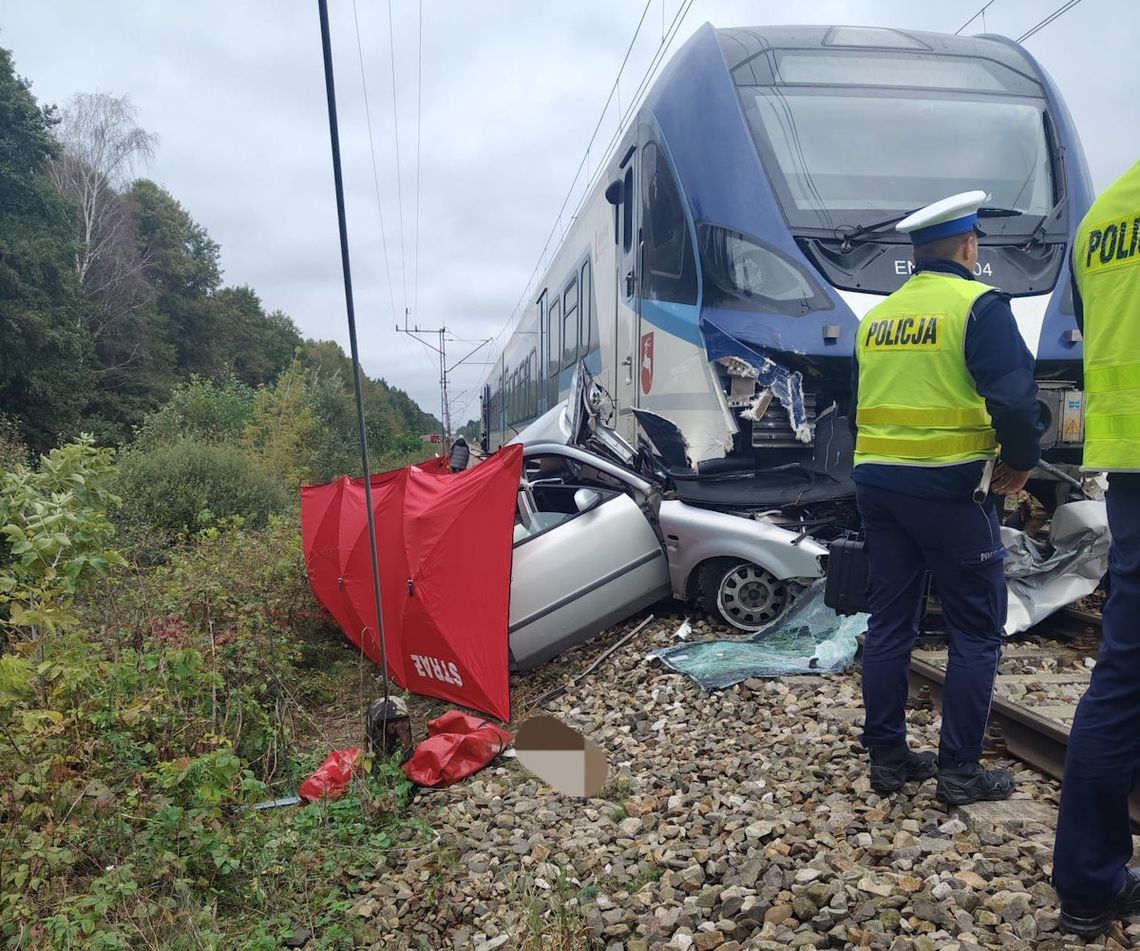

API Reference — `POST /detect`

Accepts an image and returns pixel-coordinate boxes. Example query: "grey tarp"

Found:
[1001,499,1109,634]
[648,580,866,689]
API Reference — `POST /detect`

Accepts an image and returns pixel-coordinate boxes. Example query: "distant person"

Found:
[851,190,1042,804]
[1052,159,1140,939]
[448,436,469,473]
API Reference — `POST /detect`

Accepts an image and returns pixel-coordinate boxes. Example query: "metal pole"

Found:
[439,328,448,445]
[317,0,390,708]
[440,328,452,441]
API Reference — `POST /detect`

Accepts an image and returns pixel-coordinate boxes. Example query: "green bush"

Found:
[115,440,291,540]
[1,512,422,948]
[133,375,256,450]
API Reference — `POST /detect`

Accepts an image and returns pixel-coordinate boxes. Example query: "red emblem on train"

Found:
[640,332,654,394]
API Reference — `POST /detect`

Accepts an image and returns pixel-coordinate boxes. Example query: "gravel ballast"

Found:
[353,615,1134,950]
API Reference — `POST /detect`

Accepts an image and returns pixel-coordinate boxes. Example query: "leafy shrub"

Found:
[0,435,125,639]
[132,375,256,450]
[1,512,422,948]
[115,439,291,539]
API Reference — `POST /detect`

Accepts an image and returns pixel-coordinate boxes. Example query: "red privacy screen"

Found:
[301,444,521,722]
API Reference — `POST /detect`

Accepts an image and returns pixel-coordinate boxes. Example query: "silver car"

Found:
[505,366,831,671]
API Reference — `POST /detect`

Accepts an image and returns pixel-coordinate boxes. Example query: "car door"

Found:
[508,450,671,672]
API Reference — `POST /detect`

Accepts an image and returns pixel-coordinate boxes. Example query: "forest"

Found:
[0,44,443,948]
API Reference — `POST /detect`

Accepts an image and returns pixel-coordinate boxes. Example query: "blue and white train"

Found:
[481,23,1091,495]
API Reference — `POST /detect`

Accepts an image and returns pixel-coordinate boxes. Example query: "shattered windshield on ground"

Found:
[649,580,866,689]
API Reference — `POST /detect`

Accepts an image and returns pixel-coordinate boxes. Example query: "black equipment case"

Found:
[824,535,870,616]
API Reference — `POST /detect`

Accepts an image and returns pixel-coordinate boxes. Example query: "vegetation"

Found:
[0,48,440,456]
[0,42,445,948]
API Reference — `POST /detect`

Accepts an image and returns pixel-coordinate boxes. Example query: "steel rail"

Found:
[907,652,1140,825]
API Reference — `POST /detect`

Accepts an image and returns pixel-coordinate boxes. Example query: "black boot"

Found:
[935,759,1013,805]
[870,747,937,793]
[1060,867,1140,939]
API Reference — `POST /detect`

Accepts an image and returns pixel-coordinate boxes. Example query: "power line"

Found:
[459,0,695,426]
[955,0,997,34]
[483,0,655,349]
[412,0,424,330]
[350,0,398,327]
[487,0,694,355]
[386,0,409,320]
[1017,0,1084,42]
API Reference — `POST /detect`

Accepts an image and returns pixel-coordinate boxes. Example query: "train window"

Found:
[580,260,596,351]
[537,291,548,400]
[640,142,697,305]
[562,277,579,368]
[622,166,634,253]
[528,349,538,417]
[773,51,1040,96]
[643,143,685,280]
[548,299,561,383]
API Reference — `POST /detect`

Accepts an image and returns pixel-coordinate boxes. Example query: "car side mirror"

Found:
[574,488,602,513]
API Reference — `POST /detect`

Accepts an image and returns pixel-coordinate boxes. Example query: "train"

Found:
[479,23,1092,507]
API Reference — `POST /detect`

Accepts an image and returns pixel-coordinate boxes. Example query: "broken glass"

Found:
[649,579,866,689]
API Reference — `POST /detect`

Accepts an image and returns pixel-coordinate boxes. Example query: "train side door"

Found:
[611,140,641,433]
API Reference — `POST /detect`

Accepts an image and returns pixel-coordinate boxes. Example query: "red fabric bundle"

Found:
[402,712,512,788]
[298,747,362,802]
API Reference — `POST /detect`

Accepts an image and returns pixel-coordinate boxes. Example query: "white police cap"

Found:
[896,190,989,245]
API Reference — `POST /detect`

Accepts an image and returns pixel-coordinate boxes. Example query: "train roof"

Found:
[715,24,1043,82]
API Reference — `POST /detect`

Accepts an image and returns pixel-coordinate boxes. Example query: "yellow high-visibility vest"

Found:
[1073,160,1140,473]
[854,270,998,467]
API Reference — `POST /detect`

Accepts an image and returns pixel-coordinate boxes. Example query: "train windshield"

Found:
[738,52,1057,236]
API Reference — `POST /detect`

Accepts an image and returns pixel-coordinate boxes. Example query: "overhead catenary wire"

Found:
[1017,0,1084,42]
[350,0,398,328]
[387,0,409,320]
[955,0,997,34]
[482,0,655,351]
[485,0,694,359]
[412,0,424,329]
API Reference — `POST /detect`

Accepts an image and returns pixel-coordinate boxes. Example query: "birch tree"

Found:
[48,93,157,302]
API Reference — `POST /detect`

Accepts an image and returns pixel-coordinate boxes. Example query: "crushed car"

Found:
[504,363,852,671]
[506,363,1112,672]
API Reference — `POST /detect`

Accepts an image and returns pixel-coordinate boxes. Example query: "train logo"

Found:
[640,332,654,394]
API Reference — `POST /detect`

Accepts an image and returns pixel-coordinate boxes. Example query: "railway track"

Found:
[906,606,1140,822]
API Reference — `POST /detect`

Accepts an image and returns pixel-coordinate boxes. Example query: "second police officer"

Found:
[851,191,1044,803]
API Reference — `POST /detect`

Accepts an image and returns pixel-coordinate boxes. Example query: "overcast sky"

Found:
[3,1,1134,425]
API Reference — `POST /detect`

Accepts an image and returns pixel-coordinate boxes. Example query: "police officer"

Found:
[852,190,1043,803]
[1052,160,1140,939]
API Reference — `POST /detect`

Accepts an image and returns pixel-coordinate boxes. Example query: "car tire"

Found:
[698,558,790,634]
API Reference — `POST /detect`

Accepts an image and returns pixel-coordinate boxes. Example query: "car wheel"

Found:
[699,558,789,633]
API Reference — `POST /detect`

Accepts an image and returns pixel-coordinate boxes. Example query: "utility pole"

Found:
[397,308,491,445]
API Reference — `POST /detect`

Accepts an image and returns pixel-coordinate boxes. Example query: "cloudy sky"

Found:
[3,1,1134,425]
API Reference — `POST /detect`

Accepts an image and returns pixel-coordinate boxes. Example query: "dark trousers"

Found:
[1054,477,1140,906]
[856,484,1007,762]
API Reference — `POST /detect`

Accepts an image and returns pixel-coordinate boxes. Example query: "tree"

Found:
[0,46,94,454]
[210,287,301,387]
[48,93,156,291]
[128,179,222,377]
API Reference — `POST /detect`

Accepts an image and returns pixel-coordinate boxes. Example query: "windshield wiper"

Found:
[835,202,1049,252]
[835,210,915,251]
[1022,194,1068,249]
